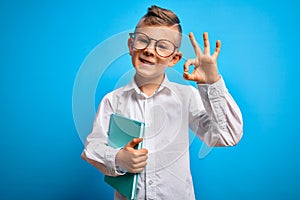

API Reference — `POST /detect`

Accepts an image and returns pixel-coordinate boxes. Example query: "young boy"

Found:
[81,5,243,200]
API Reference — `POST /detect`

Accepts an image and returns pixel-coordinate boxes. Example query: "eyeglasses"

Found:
[129,32,178,58]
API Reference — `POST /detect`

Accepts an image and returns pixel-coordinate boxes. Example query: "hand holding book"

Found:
[116,138,148,173]
[104,114,146,200]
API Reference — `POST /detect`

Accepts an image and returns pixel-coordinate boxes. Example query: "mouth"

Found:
[139,57,155,65]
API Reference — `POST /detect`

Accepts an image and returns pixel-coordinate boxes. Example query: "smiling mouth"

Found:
[139,57,155,65]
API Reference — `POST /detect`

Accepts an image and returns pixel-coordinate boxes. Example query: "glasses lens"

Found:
[130,32,176,57]
[132,33,149,50]
[156,40,175,57]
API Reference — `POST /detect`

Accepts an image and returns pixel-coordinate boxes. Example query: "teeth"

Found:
[140,58,152,64]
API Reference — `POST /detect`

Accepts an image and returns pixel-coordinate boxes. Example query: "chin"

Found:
[135,71,155,78]
[136,70,164,79]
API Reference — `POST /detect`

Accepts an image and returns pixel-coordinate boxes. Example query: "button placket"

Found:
[144,97,156,200]
[145,98,153,127]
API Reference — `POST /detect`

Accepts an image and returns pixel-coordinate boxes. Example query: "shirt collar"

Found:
[123,74,173,94]
[158,74,173,92]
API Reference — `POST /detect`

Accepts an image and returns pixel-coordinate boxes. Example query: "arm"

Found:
[81,93,148,175]
[184,32,243,146]
[81,94,123,176]
[189,78,243,146]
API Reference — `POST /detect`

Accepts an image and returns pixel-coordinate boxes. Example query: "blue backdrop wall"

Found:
[1,0,299,199]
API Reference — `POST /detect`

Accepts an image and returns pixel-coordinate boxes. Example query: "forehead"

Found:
[135,25,181,44]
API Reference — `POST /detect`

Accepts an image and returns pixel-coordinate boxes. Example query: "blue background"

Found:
[1,0,299,199]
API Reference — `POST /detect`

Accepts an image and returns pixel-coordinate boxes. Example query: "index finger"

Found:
[136,148,148,155]
[189,32,202,57]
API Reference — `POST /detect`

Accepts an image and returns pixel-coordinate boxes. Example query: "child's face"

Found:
[128,25,182,79]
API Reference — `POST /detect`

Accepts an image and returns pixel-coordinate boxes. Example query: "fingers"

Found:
[117,147,148,173]
[124,138,148,155]
[183,59,198,81]
[212,40,221,59]
[183,71,195,81]
[183,59,197,72]
[125,148,148,173]
[138,147,148,154]
[203,32,210,55]
[129,159,148,173]
[189,32,202,57]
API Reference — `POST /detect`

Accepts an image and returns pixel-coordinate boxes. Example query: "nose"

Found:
[143,40,155,57]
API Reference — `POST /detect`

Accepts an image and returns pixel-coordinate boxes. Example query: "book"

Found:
[104,113,145,200]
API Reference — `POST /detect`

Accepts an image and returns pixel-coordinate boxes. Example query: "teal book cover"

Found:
[104,114,145,200]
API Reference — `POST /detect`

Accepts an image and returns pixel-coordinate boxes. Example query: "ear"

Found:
[128,38,134,56]
[168,51,182,67]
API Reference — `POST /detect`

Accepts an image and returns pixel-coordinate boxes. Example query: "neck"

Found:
[134,73,165,96]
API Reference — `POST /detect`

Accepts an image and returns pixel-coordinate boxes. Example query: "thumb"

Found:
[183,71,195,81]
[125,138,143,149]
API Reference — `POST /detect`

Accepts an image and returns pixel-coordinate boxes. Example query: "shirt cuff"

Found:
[197,76,227,131]
[105,148,126,176]
[116,165,128,174]
[197,76,226,99]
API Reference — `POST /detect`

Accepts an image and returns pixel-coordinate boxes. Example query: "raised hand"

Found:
[116,138,148,173]
[183,32,221,84]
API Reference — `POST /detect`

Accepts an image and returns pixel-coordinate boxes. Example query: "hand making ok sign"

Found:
[183,32,221,84]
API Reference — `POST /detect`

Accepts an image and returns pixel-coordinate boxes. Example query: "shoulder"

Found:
[168,81,198,96]
[101,86,127,103]
[164,81,200,105]
[94,86,128,114]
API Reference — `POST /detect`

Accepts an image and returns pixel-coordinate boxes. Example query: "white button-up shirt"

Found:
[81,75,243,200]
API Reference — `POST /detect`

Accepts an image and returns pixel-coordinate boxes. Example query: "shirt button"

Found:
[148,180,153,185]
[209,88,218,97]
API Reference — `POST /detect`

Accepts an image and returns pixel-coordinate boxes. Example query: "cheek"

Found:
[135,52,141,60]
[157,57,172,66]
[131,53,141,67]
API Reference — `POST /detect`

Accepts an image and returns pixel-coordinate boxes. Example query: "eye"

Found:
[157,41,172,50]
[157,44,168,49]
[136,36,149,44]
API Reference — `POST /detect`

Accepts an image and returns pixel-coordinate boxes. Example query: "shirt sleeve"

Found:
[189,77,243,146]
[81,93,125,176]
